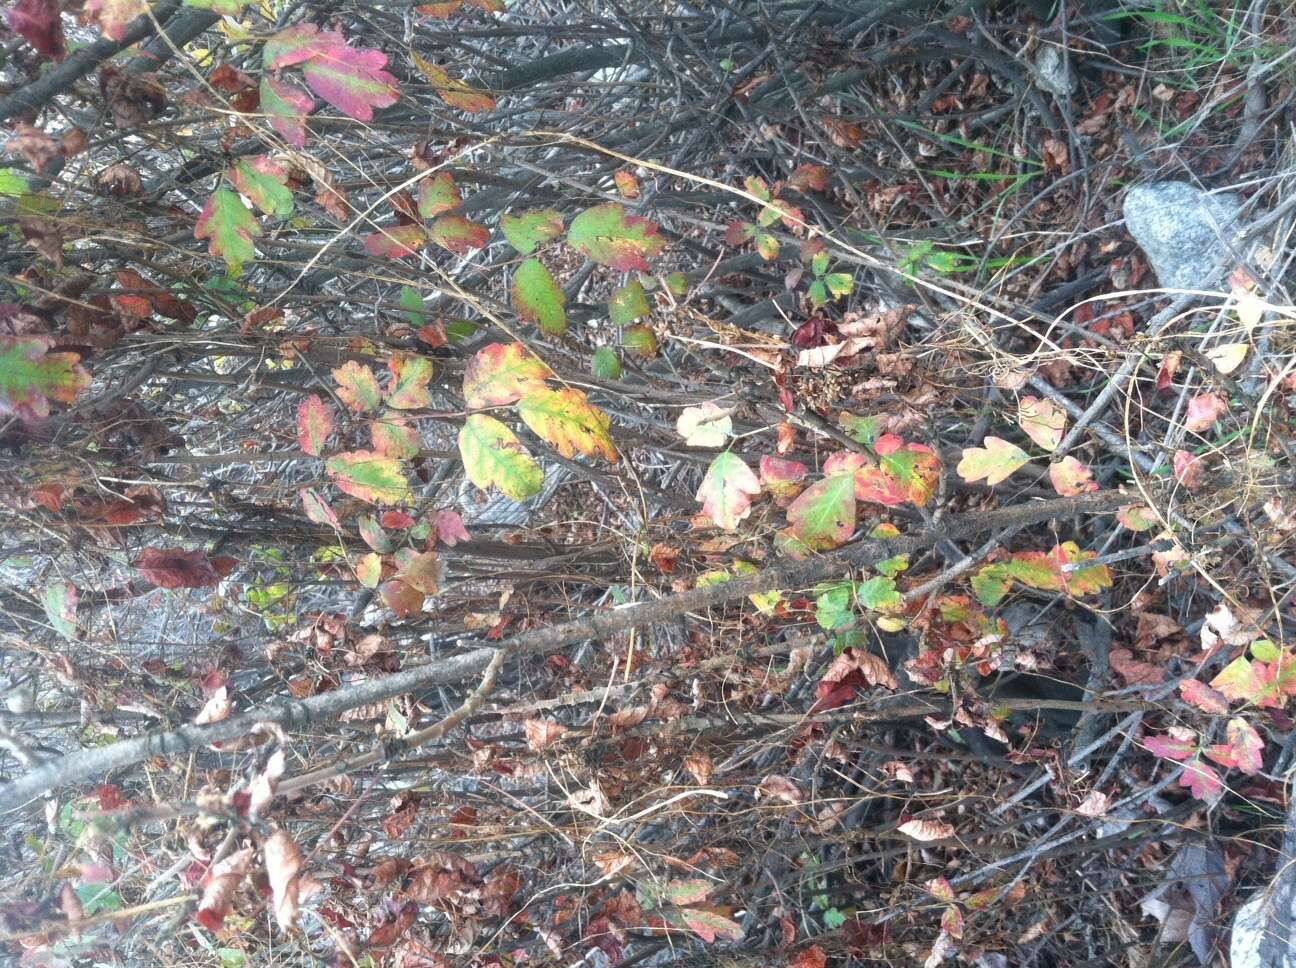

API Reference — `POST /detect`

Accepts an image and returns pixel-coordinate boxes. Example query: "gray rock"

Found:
[1123,181,1241,292]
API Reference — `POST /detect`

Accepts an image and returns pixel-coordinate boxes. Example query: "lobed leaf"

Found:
[696,452,760,531]
[326,451,413,505]
[195,188,261,273]
[463,342,553,408]
[518,387,617,462]
[296,394,335,456]
[567,202,665,271]
[0,337,90,421]
[458,414,544,501]
[786,473,855,551]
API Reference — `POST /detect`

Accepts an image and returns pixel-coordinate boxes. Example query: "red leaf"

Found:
[1179,679,1229,715]
[136,548,236,589]
[7,0,65,61]
[196,848,253,933]
[1144,731,1197,761]
[427,510,471,547]
[1179,760,1224,801]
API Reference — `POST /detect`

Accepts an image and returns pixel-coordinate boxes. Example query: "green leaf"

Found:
[43,581,78,639]
[608,280,651,326]
[856,575,900,611]
[501,208,563,255]
[185,0,248,13]
[807,280,828,308]
[824,272,853,298]
[399,286,426,326]
[591,346,621,379]
[0,337,90,421]
[326,451,413,505]
[458,414,544,501]
[511,258,567,334]
[621,324,658,357]
[229,157,293,218]
[517,387,617,462]
[463,342,553,408]
[696,452,760,531]
[417,171,461,219]
[786,473,855,551]
[815,582,856,631]
[195,188,260,273]
[0,169,31,197]
[664,272,689,296]
[567,202,665,271]
[841,413,880,446]
[754,233,779,261]
[957,436,1030,486]
[384,354,433,409]
[971,564,1012,606]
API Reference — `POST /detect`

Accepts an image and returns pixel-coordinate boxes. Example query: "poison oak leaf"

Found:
[786,472,854,550]
[331,361,382,412]
[83,0,148,42]
[463,342,553,408]
[417,171,461,219]
[1204,718,1264,775]
[696,452,760,530]
[1017,395,1066,451]
[326,451,414,505]
[259,76,314,148]
[567,203,665,271]
[1180,679,1230,714]
[511,258,567,334]
[1179,760,1224,801]
[385,354,433,409]
[296,394,334,456]
[517,386,617,462]
[0,337,91,420]
[427,214,489,254]
[1049,456,1097,496]
[957,436,1030,486]
[458,414,543,500]
[195,188,261,273]
[500,208,563,254]
[1144,730,1197,761]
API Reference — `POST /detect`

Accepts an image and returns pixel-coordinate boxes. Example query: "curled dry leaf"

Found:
[265,830,304,931]
[524,718,567,751]
[756,774,802,805]
[897,817,955,841]
[676,402,733,447]
[196,847,254,932]
[1075,790,1111,817]
[194,686,232,725]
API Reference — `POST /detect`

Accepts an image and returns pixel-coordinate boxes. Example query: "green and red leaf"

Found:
[300,39,399,121]
[411,52,497,113]
[259,76,314,148]
[0,337,90,421]
[608,280,651,326]
[230,156,294,218]
[332,361,382,412]
[195,188,261,273]
[363,223,427,259]
[567,202,665,271]
[463,342,553,408]
[326,450,413,505]
[417,171,461,219]
[384,354,433,410]
[1017,396,1066,452]
[427,214,489,254]
[786,473,855,551]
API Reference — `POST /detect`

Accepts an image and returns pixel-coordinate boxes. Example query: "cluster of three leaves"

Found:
[460,343,617,501]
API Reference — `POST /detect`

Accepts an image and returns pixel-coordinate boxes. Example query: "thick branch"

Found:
[0,489,1126,813]
[0,1,213,123]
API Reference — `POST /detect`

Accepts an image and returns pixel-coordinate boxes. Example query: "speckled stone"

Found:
[1122,181,1241,292]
